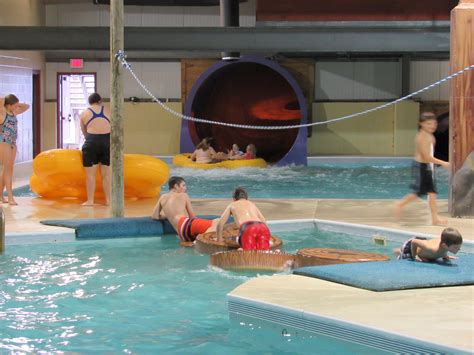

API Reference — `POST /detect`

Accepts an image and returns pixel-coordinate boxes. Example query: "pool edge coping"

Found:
[227,293,472,354]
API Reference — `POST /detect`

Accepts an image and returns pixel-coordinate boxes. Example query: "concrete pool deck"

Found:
[3,196,473,241]
[2,191,473,352]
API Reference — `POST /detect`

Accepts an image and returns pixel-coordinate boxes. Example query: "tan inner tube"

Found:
[195,226,283,254]
[295,248,390,268]
[210,250,296,272]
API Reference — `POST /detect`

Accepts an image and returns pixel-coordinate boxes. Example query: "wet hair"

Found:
[88,93,102,105]
[3,94,19,107]
[168,176,185,190]
[233,187,248,200]
[441,227,463,246]
[196,138,210,151]
[246,144,257,157]
[418,112,436,129]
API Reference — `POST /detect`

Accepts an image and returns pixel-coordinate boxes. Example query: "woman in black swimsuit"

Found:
[80,93,111,206]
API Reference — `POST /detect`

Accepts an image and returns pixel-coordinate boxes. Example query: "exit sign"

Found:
[69,58,84,69]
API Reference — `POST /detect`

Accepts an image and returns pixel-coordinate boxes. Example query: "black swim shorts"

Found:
[82,133,110,167]
[409,161,437,197]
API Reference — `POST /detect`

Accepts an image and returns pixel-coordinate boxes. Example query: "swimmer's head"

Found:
[246,144,256,157]
[418,112,437,133]
[441,227,463,254]
[3,94,20,113]
[88,93,102,105]
[3,94,19,107]
[233,187,248,201]
[168,176,186,192]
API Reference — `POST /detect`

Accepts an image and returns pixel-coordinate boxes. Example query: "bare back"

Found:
[80,104,111,135]
[229,199,265,227]
[152,192,191,230]
[412,238,447,261]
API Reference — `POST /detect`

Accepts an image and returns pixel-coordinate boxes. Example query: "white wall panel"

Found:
[183,6,220,27]
[124,5,143,27]
[439,61,450,100]
[46,61,181,100]
[372,62,401,99]
[46,1,256,27]
[316,62,353,100]
[55,3,100,26]
[316,61,400,100]
[409,60,449,101]
[353,62,375,100]
[142,6,184,27]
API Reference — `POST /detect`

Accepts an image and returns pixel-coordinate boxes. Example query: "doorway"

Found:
[32,71,41,157]
[57,73,96,149]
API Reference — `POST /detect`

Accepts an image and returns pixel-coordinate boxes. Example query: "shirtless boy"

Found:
[396,227,463,262]
[395,112,450,225]
[151,176,217,244]
[216,187,271,250]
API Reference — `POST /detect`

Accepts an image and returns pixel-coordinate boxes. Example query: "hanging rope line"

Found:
[115,50,474,131]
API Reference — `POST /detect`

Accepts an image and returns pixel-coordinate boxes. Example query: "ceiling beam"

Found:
[0,26,450,53]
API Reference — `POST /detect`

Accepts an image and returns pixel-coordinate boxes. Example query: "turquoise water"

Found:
[0,228,397,353]
[14,159,449,199]
[176,160,449,199]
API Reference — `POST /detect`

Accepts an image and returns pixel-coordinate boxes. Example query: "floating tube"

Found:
[30,149,169,199]
[172,153,267,169]
[194,226,282,254]
[210,250,296,272]
[294,248,390,268]
[180,56,308,166]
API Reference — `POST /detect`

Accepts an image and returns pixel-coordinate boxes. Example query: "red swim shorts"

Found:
[238,221,271,250]
[177,217,213,242]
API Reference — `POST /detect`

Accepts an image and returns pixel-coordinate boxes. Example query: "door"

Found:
[57,73,96,149]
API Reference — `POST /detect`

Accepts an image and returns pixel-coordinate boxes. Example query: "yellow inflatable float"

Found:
[172,153,267,169]
[30,149,169,199]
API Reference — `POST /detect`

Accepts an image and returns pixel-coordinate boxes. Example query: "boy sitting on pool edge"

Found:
[395,227,463,262]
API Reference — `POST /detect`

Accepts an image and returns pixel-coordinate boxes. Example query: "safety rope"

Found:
[115,50,474,131]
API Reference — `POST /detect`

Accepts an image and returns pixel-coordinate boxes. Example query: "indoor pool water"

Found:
[174,160,449,199]
[13,159,449,199]
[0,228,398,353]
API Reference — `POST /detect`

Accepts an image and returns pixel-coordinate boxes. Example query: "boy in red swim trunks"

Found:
[152,176,217,244]
[216,187,271,250]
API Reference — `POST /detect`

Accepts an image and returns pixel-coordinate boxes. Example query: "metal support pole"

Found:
[110,0,125,217]
[400,55,411,97]
[220,0,240,60]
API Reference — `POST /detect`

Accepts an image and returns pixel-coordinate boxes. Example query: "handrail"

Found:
[0,206,5,253]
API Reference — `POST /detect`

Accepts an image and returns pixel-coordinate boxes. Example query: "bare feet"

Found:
[180,241,194,247]
[2,198,7,203]
[432,218,448,226]
[8,199,18,206]
[81,201,94,207]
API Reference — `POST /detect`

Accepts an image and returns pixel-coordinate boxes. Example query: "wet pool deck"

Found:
[3,196,473,241]
[3,167,473,353]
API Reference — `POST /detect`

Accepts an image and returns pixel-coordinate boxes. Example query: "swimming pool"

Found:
[174,158,449,199]
[0,227,398,353]
[14,158,449,199]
